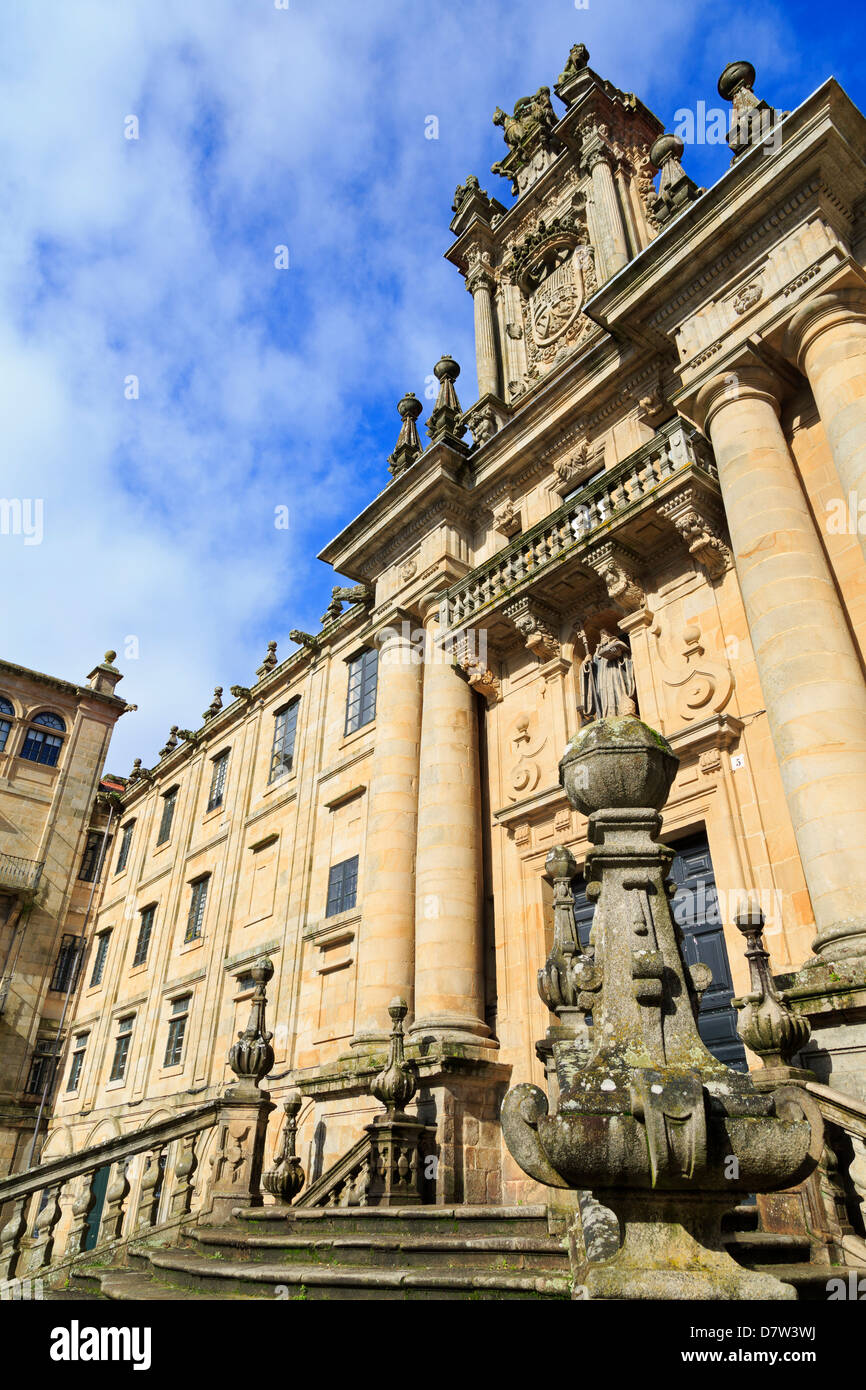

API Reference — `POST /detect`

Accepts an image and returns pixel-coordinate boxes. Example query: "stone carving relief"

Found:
[503,596,561,661]
[658,488,732,580]
[585,540,646,614]
[457,648,502,707]
[577,628,636,720]
[650,621,734,726]
[506,710,548,802]
[502,214,596,385]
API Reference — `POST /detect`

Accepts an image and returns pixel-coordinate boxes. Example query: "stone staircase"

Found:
[57,1200,863,1301]
[66,1205,572,1301]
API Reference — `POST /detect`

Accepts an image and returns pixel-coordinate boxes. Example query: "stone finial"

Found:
[262,1092,305,1204]
[718,60,776,157]
[128,758,143,783]
[426,355,467,446]
[387,392,424,479]
[256,640,278,680]
[87,650,123,696]
[370,998,417,1119]
[648,133,701,224]
[733,902,811,1068]
[555,42,593,106]
[227,955,275,1095]
[159,725,179,759]
[203,687,223,721]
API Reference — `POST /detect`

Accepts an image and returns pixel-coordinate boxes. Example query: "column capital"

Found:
[693,362,783,435]
[783,288,866,369]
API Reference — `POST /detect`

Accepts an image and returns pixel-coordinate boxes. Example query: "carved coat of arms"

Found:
[529,251,585,348]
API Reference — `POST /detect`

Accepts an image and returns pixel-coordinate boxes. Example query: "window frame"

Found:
[163,995,191,1068]
[325,855,359,919]
[66,1032,89,1093]
[49,933,84,994]
[24,1039,59,1098]
[206,749,230,813]
[184,875,210,944]
[78,829,111,884]
[109,1015,135,1084]
[89,929,112,989]
[344,648,378,737]
[19,726,64,767]
[132,904,156,968]
[156,786,179,846]
[268,700,300,784]
[115,821,134,875]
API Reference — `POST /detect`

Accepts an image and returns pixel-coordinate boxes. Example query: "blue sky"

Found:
[2,0,865,772]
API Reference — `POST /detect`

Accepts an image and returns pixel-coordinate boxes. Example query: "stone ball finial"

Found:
[718,60,756,101]
[649,132,684,168]
[396,391,423,421]
[104,650,117,664]
[433,354,460,384]
[559,716,679,816]
[388,996,408,1022]
[546,845,578,881]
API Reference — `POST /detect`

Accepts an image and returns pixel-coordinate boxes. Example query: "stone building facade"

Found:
[0,654,129,1175]
[40,47,866,1214]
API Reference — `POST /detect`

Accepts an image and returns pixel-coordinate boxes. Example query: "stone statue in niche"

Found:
[578,629,636,720]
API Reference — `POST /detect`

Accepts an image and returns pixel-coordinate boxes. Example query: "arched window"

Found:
[31,711,66,732]
[0,696,13,755]
[20,710,66,767]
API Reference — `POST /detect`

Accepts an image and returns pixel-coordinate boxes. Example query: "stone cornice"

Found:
[0,658,128,713]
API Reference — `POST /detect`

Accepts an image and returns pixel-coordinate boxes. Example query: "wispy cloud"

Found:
[0,0,860,769]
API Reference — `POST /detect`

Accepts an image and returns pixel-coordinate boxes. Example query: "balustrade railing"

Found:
[0,853,44,894]
[443,420,717,630]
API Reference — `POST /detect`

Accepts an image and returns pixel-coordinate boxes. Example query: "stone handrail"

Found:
[804,1080,866,1257]
[0,852,44,893]
[0,1098,222,1282]
[295,1133,373,1208]
[442,419,717,631]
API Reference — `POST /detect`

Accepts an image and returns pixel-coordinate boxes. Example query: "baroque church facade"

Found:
[5,44,866,1282]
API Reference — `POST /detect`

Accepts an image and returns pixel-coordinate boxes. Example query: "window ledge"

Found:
[178,936,204,955]
[304,908,361,942]
[104,1079,128,1092]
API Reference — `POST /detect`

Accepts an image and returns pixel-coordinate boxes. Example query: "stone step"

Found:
[189,1224,569,1272]
[139,1247,571,1300]
[70,1266,268,1301]
[721,1203,760,1233]
[746,1264,865,1302]
[234,1203,553,1240]
[724,1231,813,1266]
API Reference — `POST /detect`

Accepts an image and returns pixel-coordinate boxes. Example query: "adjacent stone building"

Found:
[0,654,129,1175]
[40,46,866,1221]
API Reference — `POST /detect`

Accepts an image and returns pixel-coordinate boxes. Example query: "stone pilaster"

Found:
[785,288,866,565]
[352,618,423,1044]
[410,599,492,1045]
[695,365,866,964]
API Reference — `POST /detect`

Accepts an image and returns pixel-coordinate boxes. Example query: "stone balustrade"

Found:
[442,419,717,631]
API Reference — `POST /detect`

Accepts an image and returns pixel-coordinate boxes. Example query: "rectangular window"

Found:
[156,788,178,846]
[345,649,378,736]
[326,855,359,918]
[115,822,134,874]
[0,718,10,753]
[207,750,230,812]
[49,933,84,994]
[163,995,190,1067]
[78,830,110,883]
[19,728,63,766]
[109,1015,134,1083]
[66,1032,89,1092]
[24,1040,58,1097]
[89,930,111,988]
[132,905,156,968]
[269,701,300,783]
[185,877,209,943]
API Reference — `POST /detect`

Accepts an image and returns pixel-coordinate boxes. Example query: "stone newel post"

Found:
[501,717,819,1300]
[203,955,276,1226]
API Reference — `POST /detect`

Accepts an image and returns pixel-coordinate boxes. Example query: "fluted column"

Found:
[696,367,866,963]
[467,266,500,400]
[352,619,423,1044]
[785,289,866,563]
[410,600,491,1043]
[587,149,629,279]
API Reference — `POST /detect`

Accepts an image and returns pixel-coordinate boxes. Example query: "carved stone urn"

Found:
[502,715,820,1299]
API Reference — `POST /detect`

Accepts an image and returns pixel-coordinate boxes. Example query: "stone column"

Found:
[353,618,423,1044]
[587,149,629,279]
[411,601,491,1043]
[695,366,866,963]
[467,266,500,400]
[785,289,866,562]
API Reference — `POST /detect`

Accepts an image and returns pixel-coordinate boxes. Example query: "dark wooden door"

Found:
[572,827,746,1070]
[83,1162,111,1251]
